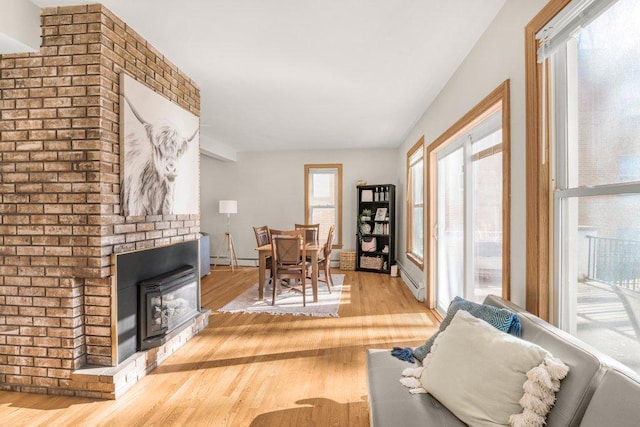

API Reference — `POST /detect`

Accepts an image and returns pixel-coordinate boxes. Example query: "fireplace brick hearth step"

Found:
[67,309,210,399]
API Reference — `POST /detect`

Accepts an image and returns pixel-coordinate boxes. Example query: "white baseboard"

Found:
[397,262,425,302]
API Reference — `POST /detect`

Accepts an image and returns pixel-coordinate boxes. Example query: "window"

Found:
[304,164,343,248]
[528,0,640,375]
[407,137,425,269]
[427,81,510,312]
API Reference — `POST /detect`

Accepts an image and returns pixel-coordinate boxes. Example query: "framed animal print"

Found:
[120,73,200,216]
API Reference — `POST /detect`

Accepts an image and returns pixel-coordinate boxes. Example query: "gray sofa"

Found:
[367,295,640,426]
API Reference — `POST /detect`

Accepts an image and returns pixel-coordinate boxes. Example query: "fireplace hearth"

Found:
[138,265,199,350]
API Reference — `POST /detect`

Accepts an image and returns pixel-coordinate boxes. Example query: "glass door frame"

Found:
[426,81,511,313]
[434,115,503,314]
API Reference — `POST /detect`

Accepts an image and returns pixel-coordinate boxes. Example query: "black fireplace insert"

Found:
[115,240,200,363]
[137,265,199,351]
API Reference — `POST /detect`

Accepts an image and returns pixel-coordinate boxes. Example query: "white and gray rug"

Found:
[218,274,344,317]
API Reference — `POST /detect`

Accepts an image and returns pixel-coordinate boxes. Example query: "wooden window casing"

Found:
[304,164,343,249]
[406,137,425,269]
[525,0,572,319]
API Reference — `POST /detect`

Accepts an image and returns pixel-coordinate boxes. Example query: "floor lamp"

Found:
[216,200,239,271]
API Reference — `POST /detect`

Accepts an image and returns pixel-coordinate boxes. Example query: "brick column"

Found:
[0,4,200,396]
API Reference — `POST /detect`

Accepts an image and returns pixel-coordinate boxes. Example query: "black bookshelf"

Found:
[356,184,395,273]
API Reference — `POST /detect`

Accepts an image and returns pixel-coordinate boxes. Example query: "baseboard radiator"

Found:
[397,261,425,302]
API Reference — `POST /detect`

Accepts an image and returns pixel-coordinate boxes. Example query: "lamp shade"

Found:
[219,200,237,214]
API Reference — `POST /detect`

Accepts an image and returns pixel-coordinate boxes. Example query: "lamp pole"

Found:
[215,200,239,271]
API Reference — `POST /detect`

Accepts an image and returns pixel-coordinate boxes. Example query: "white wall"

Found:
[395,0,548,308]
[0,0,40,54]
[200,149,399,265]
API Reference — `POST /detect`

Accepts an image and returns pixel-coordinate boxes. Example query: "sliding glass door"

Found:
[436,144,465,313]
[434,113,503,314]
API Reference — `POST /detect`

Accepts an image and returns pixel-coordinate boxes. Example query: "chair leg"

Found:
[321,263,332,293]
[326,265,333,293]
[301,278,306,307]
[272,277,277,306]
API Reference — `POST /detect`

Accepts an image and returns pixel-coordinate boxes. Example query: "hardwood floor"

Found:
[0,267,438,426]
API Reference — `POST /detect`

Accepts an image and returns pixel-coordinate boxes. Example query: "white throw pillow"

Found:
[420,310,568,427]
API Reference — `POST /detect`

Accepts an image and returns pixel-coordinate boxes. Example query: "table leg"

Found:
[258,250,266,300]
[312,250,318,303]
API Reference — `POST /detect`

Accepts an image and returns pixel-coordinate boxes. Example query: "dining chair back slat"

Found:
[294,223,320,246]
[253,226,273,285]
[253,225,271,246]
[274,235,303,265]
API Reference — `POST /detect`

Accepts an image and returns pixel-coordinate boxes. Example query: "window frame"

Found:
[426,80,511,309]
[406,137,425,269]
[304,163,343,249]
[527,0,638,324]
[525,0,571,319]
[525,0,602,320]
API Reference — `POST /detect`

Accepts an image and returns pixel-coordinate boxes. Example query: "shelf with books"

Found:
[356,184,395,273]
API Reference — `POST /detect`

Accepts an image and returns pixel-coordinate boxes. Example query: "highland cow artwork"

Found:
[120,73,200,216]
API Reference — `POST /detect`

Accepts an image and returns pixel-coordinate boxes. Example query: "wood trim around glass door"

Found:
[426,80,511,309]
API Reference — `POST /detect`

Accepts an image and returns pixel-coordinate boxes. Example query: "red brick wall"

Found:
[0,4,200,395]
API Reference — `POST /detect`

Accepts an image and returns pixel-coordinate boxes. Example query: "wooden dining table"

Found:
[256,243,324,302]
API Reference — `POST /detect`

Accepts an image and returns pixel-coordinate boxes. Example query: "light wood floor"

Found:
[0,267,438,426]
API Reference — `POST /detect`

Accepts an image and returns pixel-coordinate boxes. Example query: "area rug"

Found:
[218,274,344,317]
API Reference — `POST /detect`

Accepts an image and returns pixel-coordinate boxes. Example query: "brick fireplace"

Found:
[0,5,203,398]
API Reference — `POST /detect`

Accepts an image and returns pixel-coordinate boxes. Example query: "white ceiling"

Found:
[31,0,506,153]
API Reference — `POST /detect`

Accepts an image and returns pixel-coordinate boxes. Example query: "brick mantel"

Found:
[0,4,200,396]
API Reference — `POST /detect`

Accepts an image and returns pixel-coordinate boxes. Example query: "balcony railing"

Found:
[587,235,640,292]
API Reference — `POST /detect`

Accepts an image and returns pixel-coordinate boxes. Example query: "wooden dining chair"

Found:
[253,225,272,284]
[270,231,310,306]
[294,223,320,246]
[253,225,271,247]
[295,224,320,264]
[318,225,334,293]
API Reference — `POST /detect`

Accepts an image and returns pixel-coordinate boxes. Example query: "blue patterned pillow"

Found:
[413,296,521,362]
